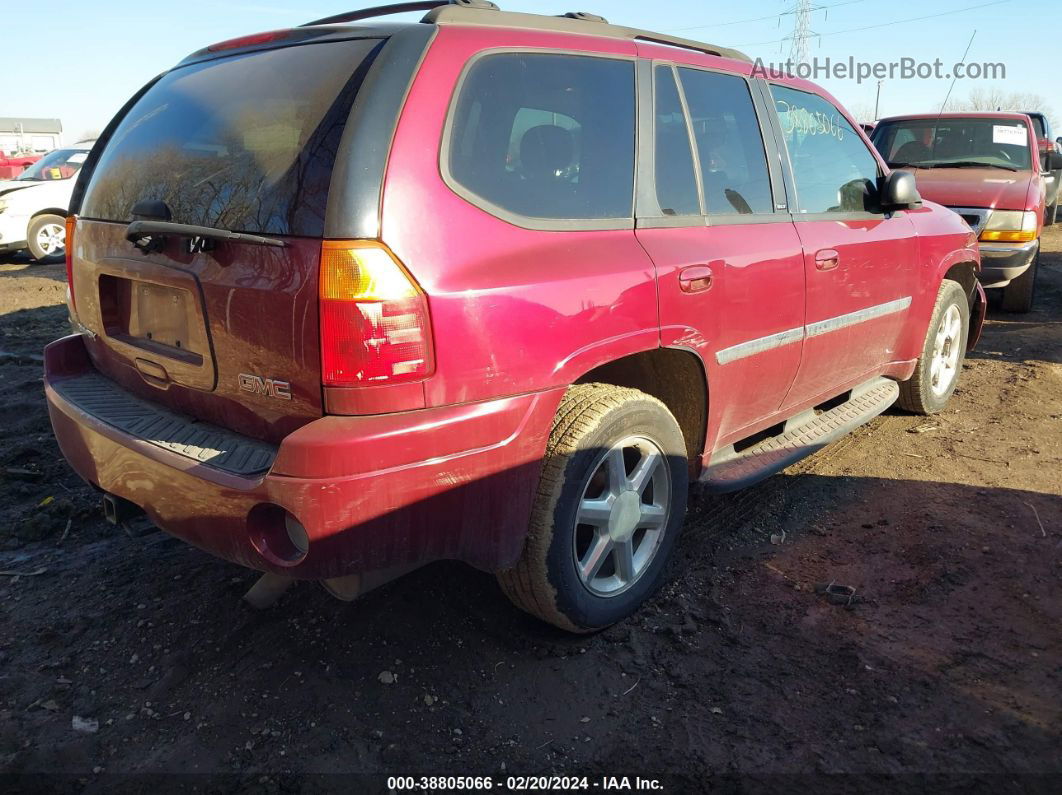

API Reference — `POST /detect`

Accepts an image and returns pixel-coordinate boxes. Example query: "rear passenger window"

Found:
[653,67,700,216]
[771,84,881,214]
[447,53,635,222]
[677,69,773,215]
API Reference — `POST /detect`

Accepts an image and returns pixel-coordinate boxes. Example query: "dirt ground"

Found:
[0,227,1060,793]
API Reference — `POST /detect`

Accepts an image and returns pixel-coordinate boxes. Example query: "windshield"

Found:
[17,148,90,181]
[80,38,384,237]
[872,118,1034,171]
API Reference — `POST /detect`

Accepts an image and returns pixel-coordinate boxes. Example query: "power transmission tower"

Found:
[785,0,814,67]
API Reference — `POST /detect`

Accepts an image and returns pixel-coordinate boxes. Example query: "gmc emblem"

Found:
[238,373,293,401]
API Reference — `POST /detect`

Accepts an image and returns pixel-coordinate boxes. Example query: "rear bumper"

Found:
[977,239,1039,288]
[45,334,562,578]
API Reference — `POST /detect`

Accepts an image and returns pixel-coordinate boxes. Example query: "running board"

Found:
[700,378,900,494]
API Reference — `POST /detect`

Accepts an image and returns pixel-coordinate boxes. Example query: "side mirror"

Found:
[1046,151,1062,171]
[883,170,921,210]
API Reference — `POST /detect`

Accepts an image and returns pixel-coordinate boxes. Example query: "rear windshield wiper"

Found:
[125,220,288,253]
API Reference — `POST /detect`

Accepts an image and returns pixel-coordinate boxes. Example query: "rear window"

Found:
[446,52,636,223]
[80,38,384,237]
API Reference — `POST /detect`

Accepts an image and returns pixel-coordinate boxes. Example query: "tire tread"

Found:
[897,280,968,414]
[497,383,674,632]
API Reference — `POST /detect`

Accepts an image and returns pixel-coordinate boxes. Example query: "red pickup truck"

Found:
[46,1,984,631]
[0,152,41,180]
[872,112,1062,312]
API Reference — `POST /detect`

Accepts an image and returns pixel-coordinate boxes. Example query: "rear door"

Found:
[635,59,805,448]
[766,83,919,409]
[70,37,386,442]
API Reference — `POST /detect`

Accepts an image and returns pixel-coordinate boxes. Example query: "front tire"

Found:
[1000,249,1038,314]
[497,384,689,633]
[897,280,970,415]
[26,214,66,262]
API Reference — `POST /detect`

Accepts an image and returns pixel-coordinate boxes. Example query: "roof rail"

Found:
[562,12,608,23]
[422,5,750,63]
[301,0,497,28]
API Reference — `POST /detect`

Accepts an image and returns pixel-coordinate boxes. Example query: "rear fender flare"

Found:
[551,328,663,386]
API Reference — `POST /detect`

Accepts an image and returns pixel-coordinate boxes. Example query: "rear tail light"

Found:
[318,241,434,387]
[65,215,77,312]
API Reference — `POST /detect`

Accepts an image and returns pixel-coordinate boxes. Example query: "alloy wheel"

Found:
[572,436,671,597]
[35,223,66,256]
[930,303,963,396]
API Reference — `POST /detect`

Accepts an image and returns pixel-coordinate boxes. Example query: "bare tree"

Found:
[846,104,877,124]
[950,89,1056,130]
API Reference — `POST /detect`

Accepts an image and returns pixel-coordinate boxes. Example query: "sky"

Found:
[1,0,1052,144]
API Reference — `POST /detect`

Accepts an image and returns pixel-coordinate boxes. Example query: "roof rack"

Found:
[301,0,497,28]
[422,5,751,62]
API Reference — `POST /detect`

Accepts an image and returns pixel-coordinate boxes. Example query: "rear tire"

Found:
[26,214,66,262]
[497,384,689,633]
[1000,249,1038,314]
[897,280,970,415]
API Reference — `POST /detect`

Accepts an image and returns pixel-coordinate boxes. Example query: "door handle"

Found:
[679,265,714,293]
[815,249,840,271]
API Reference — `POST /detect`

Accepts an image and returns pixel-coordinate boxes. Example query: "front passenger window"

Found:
[771,84,880,214]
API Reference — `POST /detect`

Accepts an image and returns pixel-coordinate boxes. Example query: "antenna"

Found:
[938,30,977,115]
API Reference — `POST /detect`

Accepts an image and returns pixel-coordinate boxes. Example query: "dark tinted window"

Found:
[81,39,383,237]
[678,69,773,215]
[772,84,880,214]
[448,53,635,221]
[653,67,700,216]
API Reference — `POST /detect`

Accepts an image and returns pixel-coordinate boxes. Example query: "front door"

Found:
[767,83,920,409]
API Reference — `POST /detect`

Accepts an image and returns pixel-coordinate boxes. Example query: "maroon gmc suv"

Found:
[47,1,983,632]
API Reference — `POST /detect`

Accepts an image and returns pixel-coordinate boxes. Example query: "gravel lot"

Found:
[1,228,1060,791]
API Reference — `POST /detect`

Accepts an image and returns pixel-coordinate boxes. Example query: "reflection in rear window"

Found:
[81,38,384,237]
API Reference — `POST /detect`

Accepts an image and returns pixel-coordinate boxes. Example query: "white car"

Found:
[0,141,95,261]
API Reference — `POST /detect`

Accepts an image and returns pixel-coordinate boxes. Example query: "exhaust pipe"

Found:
[102,493,143,524]
[102,494,156,537]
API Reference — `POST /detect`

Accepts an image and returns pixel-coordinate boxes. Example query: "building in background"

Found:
[0,118,63,155]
